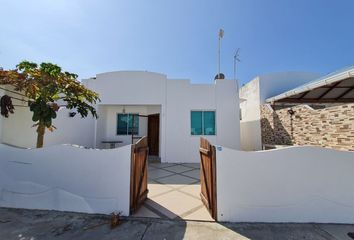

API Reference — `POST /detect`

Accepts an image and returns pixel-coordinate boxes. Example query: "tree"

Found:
[0,61,100,148]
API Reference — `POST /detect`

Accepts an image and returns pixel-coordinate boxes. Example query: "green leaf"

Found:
[32,114,39,122]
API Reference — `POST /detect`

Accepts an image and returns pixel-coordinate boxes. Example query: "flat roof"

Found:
[266,64,354,103]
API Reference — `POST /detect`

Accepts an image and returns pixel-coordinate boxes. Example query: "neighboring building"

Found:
[262,65,354,151]
[0,71,240,163]
[239,72,321,151]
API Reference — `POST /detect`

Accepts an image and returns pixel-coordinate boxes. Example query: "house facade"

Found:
[84,71,240,163]
[0,71,240,163]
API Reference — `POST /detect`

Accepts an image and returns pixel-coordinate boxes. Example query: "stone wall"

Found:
[261,103,354,151]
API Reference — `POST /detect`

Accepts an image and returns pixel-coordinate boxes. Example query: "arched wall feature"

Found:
[216,146,354,223]
[0,144,131,215]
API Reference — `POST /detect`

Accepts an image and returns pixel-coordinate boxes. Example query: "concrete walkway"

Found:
[1,208,354,240]
[133,163,212,221]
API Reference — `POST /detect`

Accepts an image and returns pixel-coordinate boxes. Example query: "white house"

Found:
[84,71,240,163]
[0,71,240,163]
[239,72,321,151]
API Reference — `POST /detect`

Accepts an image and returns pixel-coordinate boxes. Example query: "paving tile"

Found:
[149,163,177,169]
[132,205,161,218]
[183,205,214,221]
[155,174,199,186]
[181,169,200,180]
[148,168,174,180]
[144,198,178,219]
[148,183,173,198]
[181,163,200,169]
[149,191,203,219]
[148,164,157,170]
[148,178,158,184]
[179,184,201,199]
[163,165,194,173]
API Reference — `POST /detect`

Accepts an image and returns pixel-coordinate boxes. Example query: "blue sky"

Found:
[0,0,353,85]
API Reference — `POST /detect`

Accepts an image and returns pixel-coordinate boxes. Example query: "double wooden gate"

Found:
[130,137,149,214]
[129,136,217,219]
[199,137,217,220]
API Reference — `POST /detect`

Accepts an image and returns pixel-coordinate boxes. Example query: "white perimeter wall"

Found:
[0,144,131,215]
[216,146,354,223]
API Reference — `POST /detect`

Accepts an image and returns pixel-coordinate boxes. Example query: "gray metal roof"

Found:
[266,64,354,103]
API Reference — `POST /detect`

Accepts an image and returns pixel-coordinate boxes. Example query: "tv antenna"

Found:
[233,48,241,89]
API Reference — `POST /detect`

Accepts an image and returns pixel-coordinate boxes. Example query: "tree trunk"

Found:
[36,123,46,148]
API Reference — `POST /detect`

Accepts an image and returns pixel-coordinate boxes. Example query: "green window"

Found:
[191,111,203,135]
[191,111,216,135]
[117,113,139,135]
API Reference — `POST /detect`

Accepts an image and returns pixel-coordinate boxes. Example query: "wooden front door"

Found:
[199,137,217,220]
[148,114,159,156]
[130,137,149,214]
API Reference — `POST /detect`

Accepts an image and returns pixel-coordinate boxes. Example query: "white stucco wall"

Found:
[239,78,262,151]
[165,80,218,163]
[1,106,95,148]
[239,72,321,151]
[85,71,240,163]
[0,144,131,215]
[216,146,354,223]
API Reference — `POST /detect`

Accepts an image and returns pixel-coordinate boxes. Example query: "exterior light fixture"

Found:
[287,109,295,115]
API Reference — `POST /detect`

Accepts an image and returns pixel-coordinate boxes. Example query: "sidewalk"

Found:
[1,208,354,240]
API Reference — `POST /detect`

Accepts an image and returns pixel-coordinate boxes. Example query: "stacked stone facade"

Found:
[261,103,354,151]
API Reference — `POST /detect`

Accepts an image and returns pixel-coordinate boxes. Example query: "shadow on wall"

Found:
[261,110,292,146]
[240,120,262,151]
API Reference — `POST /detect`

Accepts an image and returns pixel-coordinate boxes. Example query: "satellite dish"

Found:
[214,73,225,80]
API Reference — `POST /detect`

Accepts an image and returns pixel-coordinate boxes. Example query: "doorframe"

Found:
[147,113,160,157]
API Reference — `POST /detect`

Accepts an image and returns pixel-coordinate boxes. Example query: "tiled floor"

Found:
[133,162,214,221]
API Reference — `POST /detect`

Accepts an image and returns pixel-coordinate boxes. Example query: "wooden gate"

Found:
[130,137,149,214]
[199,137,217,220]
